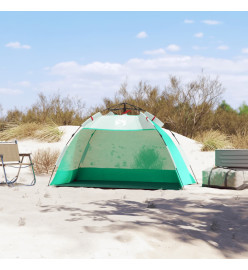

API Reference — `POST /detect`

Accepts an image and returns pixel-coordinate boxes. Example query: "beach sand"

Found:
[0,126,247,259]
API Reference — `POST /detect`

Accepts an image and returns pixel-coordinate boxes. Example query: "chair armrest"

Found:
[19,153,32,156]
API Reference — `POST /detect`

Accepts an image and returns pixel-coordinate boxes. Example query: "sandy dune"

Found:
[0,126,248,259]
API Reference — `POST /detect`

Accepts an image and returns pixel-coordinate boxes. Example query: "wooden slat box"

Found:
[215,149,248,168]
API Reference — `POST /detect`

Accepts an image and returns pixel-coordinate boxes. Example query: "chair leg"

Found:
[1,155,8,184]
[0,154,36,186]
[0,155,18,185]
[15,155,24,181]
[0,155,7,184]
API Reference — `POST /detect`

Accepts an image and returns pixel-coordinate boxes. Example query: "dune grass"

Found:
[195,130,233,151]
[231,132,248,149]
[0,122,63,142]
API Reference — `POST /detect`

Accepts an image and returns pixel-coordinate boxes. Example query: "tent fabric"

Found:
[153,123,195,186]
[50,112,196,190]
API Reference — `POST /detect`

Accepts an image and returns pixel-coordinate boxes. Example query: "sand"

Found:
[0,126,248,259]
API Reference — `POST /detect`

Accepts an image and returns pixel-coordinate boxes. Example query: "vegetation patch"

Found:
[0,122,63,142]
[231,132,248,149]
[195,130,233,151]
[32,148,60,174]
[1,75,248,150]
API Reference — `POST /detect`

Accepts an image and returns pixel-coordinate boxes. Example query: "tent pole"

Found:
[48,165,56,186]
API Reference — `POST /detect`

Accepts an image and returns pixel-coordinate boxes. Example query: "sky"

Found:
[1,11,248,113]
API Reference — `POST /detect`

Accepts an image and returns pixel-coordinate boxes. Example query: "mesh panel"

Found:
[58,128,95,171]
[79,129,175,170]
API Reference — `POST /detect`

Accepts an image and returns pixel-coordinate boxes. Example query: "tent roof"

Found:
[82,112,158,131]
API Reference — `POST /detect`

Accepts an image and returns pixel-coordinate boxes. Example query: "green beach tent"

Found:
[50,104,196,190]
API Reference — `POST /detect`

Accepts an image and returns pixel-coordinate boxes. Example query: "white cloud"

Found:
[50,61,124,76]
[166,44,180,52]
[217,45,229,50]
[144,48,166,55]
[41,55,248,109]
[202,20,222,25]
[0,88,23,95]
[242,48,248,54]
[136,31,148,39]
[184,19,194,24]
[5,41,31,49]
[194,32,203,38]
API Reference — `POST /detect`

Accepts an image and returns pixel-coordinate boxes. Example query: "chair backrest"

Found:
[0,141,20,162]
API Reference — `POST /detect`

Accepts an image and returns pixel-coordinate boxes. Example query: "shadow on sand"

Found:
[40,195,248,258]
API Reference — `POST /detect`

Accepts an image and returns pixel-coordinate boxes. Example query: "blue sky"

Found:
[1,11,248,114]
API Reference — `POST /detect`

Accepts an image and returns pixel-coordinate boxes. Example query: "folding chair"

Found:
[0,140,36,185]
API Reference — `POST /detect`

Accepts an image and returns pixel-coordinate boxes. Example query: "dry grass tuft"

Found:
[195,130,233,151]
[32,148,60,174]
[231,132,248,149]
[0,122,63,142]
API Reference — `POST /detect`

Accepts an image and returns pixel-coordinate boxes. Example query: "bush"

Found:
[3,75,248,146]
[0,122,63,142]
[238,102,248,115]
[88,74,224,138]
[194,130,233,151]
[5,92,85,126]
[32,148,60,174]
